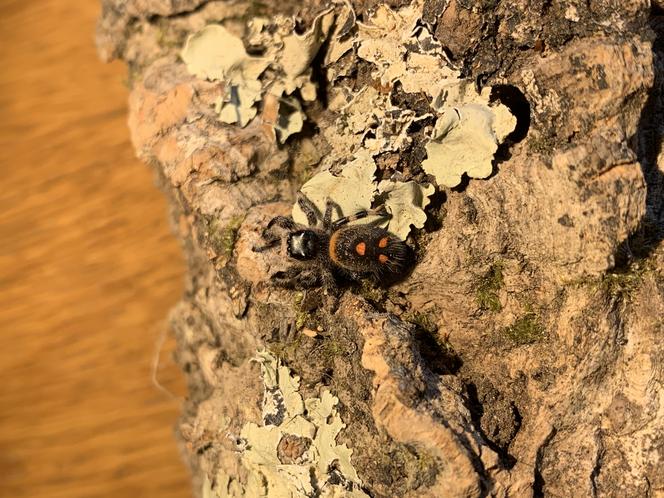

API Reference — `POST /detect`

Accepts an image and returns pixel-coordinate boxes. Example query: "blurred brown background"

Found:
[0,2,191,497]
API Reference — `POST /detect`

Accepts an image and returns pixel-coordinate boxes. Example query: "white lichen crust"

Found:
[179,0,516,239]
[206,351,368,498]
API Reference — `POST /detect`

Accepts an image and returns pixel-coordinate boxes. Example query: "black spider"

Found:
[253,194,412,291]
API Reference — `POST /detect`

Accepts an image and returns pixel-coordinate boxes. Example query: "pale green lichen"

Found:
[272,8,334,98]
[345,4,516,189]
[206,352,368,498]
[422,89,517,188]
[288,2,514,235]
[182,2,516,221]
[182,10,334,132]
[292,151,376,225]
[355,3,458,100]
[292,153,434,239]
[377,180,435,239]
[352,3,516,189]
[181,24,268,126]
[273,96,304,143]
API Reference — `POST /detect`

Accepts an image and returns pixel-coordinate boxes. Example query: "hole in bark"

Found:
[391,83,433,116]
[464,382,519,469]
[422,190,447,232]
[533,468,545,498]
[490,84,531,148]
[309,34,331,109]
[320,367,334,386]
[653,2,664,17]
[411,326,462,375]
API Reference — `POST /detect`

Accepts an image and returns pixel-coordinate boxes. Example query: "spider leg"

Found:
[252,236,280,252]
[271,265,320,289]
[297,193,320,227]
[347,270,366,282]
[295,269,321,288]
[271,265,303,282]
[332,205,391,229]
[252,216,294,252]
[335,266,365,283]
[267,216,295,231]
[253,215,298,252]
[320,269,340,296]
[322,198,342,231]
[270,265,303,287]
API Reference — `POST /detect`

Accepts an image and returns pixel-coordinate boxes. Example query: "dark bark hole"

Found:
[411,326,462,375]
[309,30,331,109]
[464,382,519,469]
[490,84,531,148]
[422,189,447,232]
[320,367,334,386]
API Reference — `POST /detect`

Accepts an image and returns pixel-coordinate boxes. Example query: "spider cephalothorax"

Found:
[253,194,412,290]
[287,230,320,260]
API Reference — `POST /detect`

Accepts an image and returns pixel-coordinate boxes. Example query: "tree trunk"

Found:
[97,1,664,496]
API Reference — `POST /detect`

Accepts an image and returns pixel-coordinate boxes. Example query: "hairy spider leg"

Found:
[252,238,280,252]
[271,265,320,288]
[322,198,343,231]
[297,193,319,227]
[331,206,391,230]
[267,216,296,231]
[252,216,296,252]
[295,270,322,288]
[270,265,304,282]
[296,193,344,231]
[320,268,339,295]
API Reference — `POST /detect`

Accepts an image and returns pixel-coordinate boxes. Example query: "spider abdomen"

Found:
[329,225,410,278]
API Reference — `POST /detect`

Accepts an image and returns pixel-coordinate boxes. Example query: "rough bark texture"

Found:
[98,0,664,496]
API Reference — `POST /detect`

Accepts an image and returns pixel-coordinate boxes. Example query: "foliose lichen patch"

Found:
[180,0,516,239]
[205,351,368,498]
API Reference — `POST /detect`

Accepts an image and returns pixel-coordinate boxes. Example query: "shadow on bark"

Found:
[619,5,664,267]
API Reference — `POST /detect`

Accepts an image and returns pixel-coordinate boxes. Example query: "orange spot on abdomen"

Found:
[378,237,389,248]
[379,254,389,263]
[355,241,366,256]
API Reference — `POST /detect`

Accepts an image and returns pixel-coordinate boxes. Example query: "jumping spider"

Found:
[253,194,412,291]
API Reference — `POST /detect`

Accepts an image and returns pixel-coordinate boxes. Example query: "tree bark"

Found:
[97,1,664,496]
